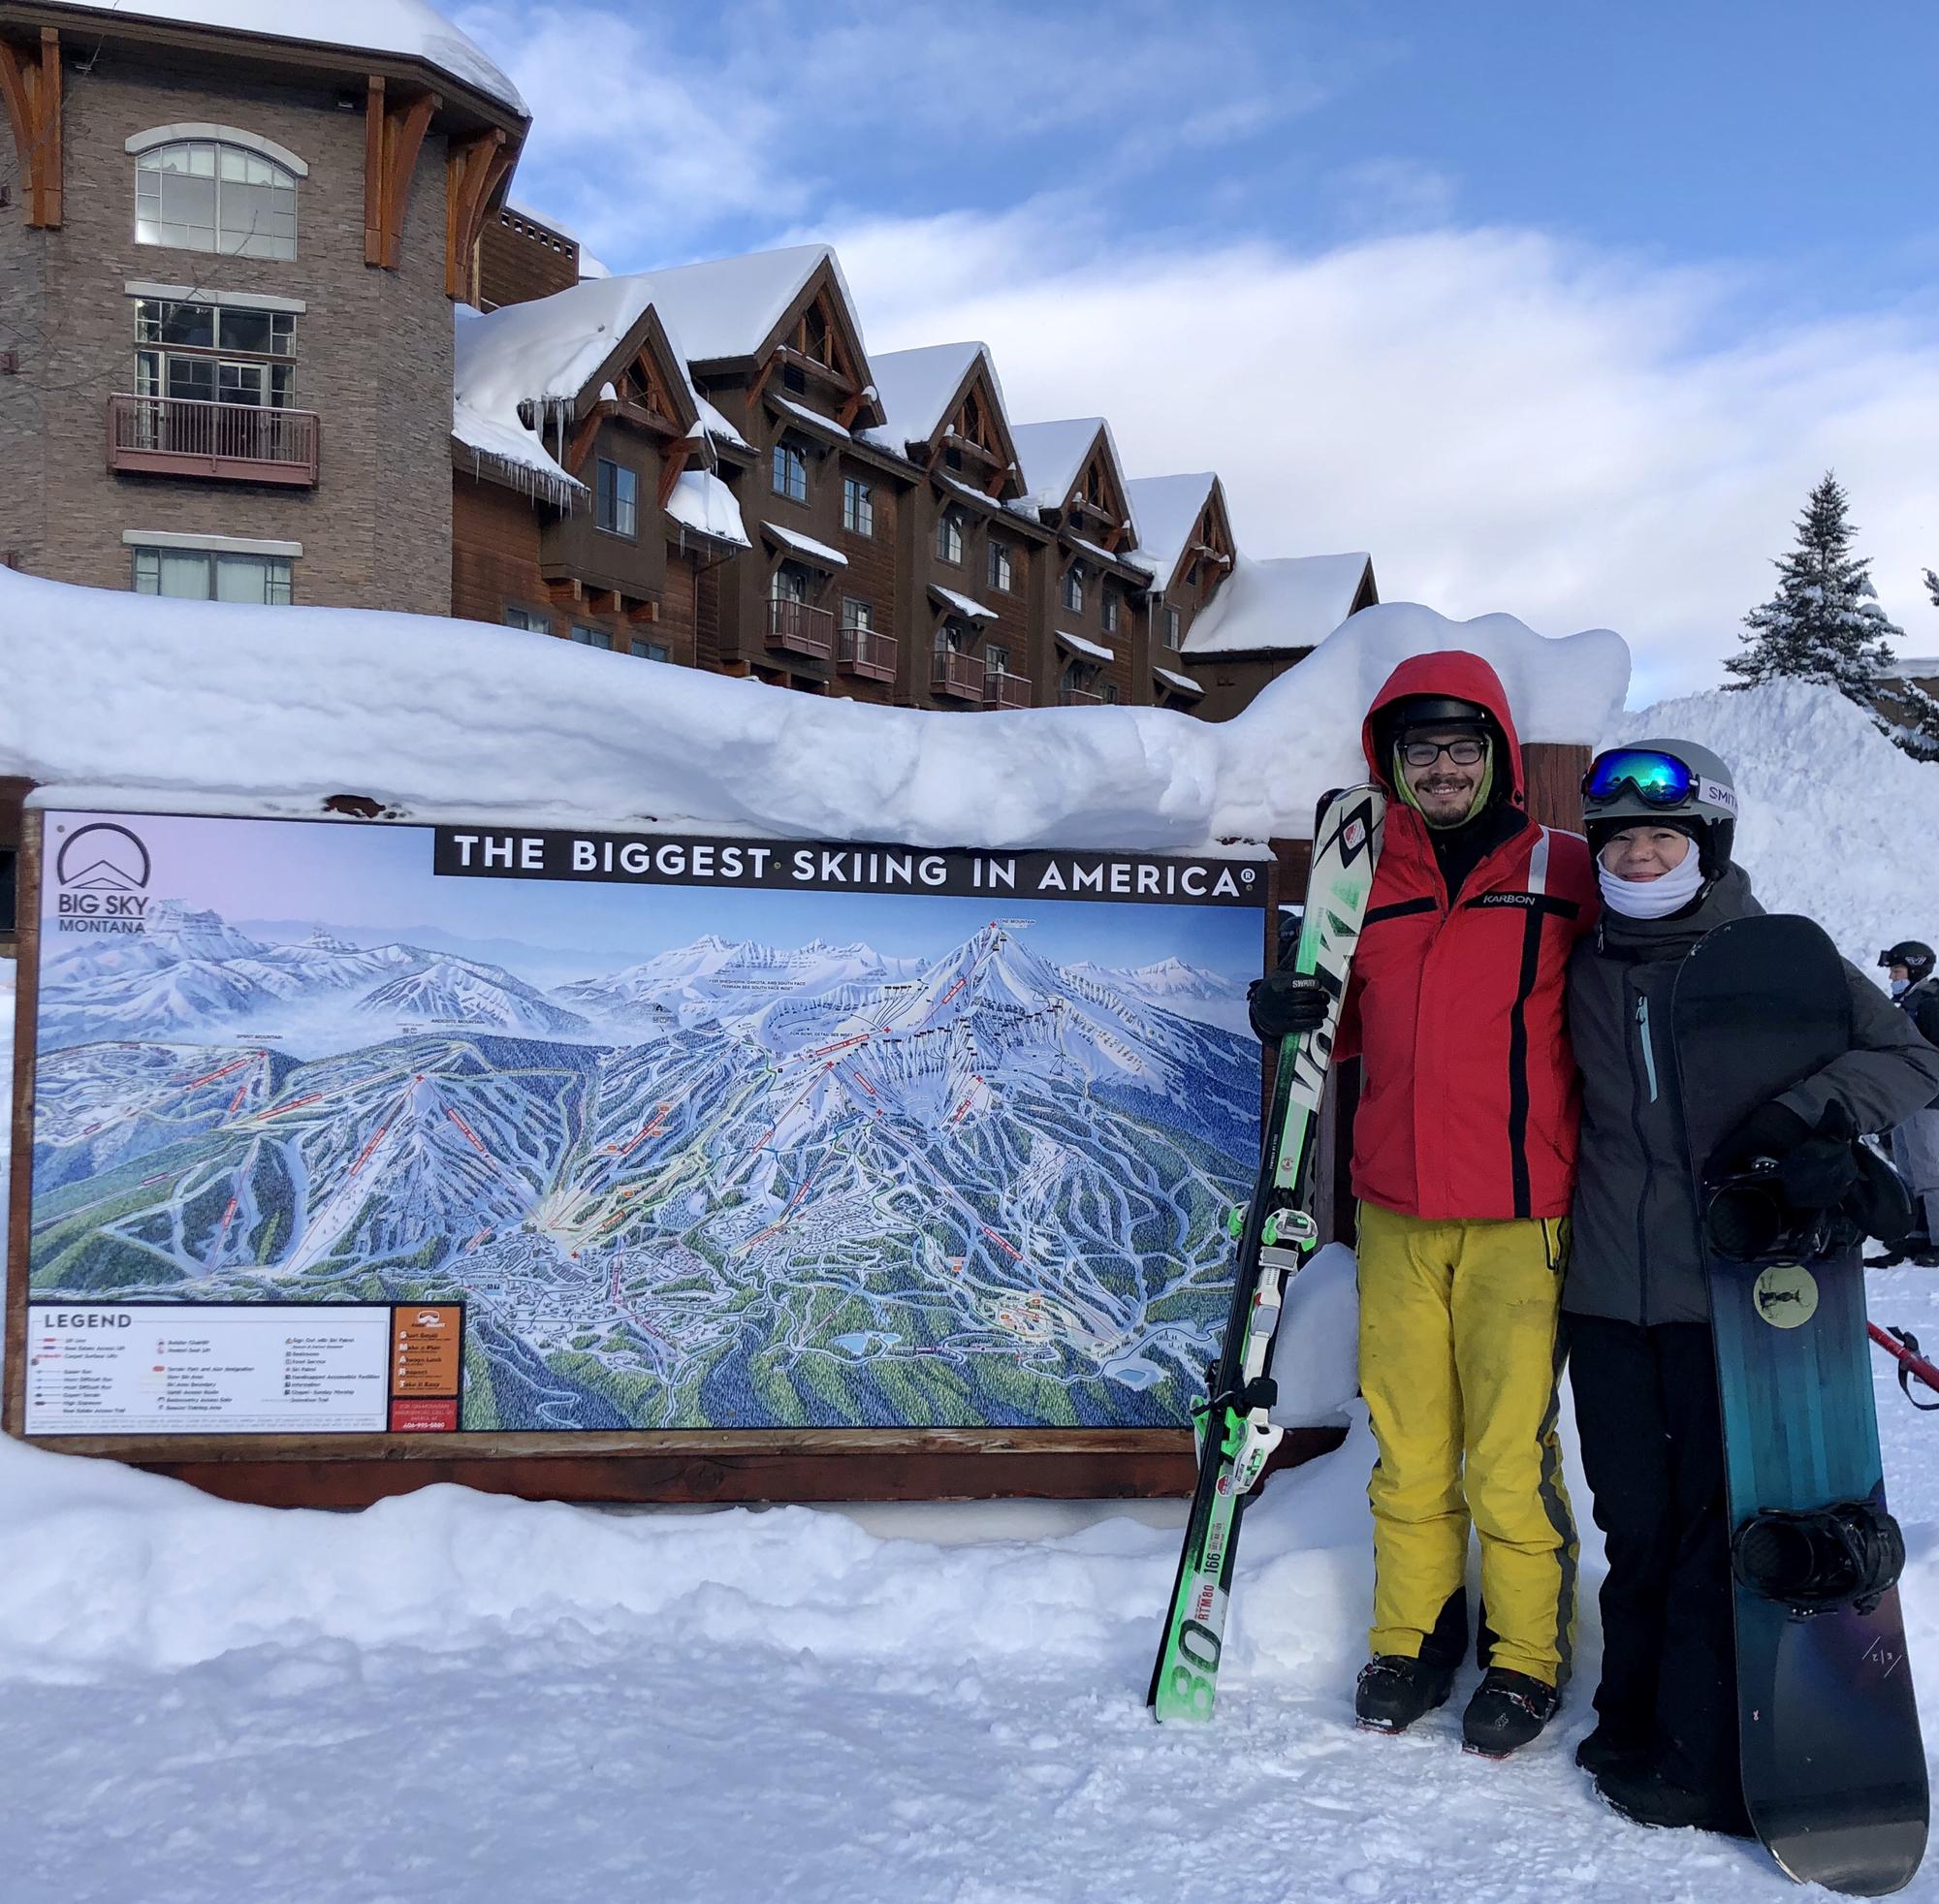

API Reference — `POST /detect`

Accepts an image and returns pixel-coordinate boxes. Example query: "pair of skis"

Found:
[1147,784,1385,1724]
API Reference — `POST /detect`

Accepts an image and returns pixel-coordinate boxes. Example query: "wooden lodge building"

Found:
[0,0,1379,727]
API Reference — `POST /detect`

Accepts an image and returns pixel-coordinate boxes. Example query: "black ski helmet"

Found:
[1879,941,1936,984]
[1581,738,1738,880]
[1372,693,1508,814]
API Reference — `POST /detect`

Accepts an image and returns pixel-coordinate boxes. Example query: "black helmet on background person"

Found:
[1879,941,1936,983]
[1580,737,1738,880]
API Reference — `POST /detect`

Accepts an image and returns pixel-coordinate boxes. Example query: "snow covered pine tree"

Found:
[1728,473,1939,757]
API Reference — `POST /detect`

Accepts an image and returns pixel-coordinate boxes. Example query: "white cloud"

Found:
[818,206,1939,700]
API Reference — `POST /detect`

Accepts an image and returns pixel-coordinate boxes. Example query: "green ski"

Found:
[1148,783,1385,1723]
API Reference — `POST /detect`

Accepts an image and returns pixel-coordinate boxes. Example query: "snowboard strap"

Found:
[1731,1500,1907,1617]
[1887,1327,1939,1412]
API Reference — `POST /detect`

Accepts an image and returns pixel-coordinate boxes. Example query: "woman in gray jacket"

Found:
[1562,740,1939,1836]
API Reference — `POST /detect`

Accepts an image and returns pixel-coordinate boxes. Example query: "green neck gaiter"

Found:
[1394,741,1495,831]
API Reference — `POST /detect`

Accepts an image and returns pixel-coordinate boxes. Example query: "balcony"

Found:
[767,597,835,661]
[932,649,986,703]
[1058,685,1104,707]
[108,394,319,487]
[838,626,898,683]
[984,668,1033,710]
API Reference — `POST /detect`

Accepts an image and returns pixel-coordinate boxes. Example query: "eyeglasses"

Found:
[1400,737,1486,769]
[1582,747,1694,807]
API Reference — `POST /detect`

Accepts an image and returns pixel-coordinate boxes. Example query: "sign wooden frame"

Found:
[4,806,1340,1507]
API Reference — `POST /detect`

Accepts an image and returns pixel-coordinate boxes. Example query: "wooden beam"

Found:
[836,390,864,430]
[365,79,439,270]
[0,29,61,230]
[625,598,661,625]
[362,77,386,264]
[746,349,780,411]
[444,127,509,300]
[563,401,608,475]
[656,435,694,508]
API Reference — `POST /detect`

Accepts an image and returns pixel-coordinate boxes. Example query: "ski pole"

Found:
[1867,1321,1939,1411]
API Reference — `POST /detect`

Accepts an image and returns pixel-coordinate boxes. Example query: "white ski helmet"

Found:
[1580,738,1738,878]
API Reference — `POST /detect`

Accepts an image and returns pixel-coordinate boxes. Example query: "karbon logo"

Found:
[53,820,153,936]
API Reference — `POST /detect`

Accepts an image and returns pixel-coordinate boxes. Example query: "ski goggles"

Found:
[1581,747,1695,808]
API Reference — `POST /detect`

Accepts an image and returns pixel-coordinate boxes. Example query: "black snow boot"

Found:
[1461,1667,1559,1758]
[1573,1726,1646,1778]
[1595,1763,1754,1838]
[1353,1654,1455,1733]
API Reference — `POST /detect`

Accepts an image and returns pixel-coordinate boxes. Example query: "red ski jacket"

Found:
[1340,651,1597,1222]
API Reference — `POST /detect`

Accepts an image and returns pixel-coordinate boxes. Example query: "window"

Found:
[842,598,874,633]
[132,544,291,604]
[771,563,810,604]
[772,440,808,503]
[1164,605,1182,651]
[1102,588,1119,635]
[986,644,1011,677]
[1102,683,1121,706]
[630,638,671,662]
[1063,564,1084,613]
[988,541,1012,592]
[936,618,972,653]
[570,624,614,650]
[135,298,296,410]
[782,364,808,396]
[943,446,963,471]
[596,460,638,538]
[842,477,874,537]
[937,508,965,564]
[136,140,299,259]
[504,606,549,633]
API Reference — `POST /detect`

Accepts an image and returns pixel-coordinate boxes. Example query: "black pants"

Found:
[1568,1316,1737,1796]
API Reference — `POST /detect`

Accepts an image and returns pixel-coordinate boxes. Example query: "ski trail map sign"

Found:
[11,809,1268,1449]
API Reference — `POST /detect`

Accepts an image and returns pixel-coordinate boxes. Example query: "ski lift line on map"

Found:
[444,1106,489,1157]
[175,1053,262,1093]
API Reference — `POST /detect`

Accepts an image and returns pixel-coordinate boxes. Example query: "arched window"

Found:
[134,136,301,259]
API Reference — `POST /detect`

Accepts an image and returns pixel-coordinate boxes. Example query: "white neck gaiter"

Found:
[1598,851,1705,920]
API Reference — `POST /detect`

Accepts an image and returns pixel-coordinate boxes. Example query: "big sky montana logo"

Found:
[53,820,152,933]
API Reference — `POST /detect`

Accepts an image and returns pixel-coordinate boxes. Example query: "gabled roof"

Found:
[1127,474,1224,591]
[55,0,527,114]
[452,277,702,503]
[1010,417,1138,549]
[1182,553,1379,657]
[629,243,861,370]
[864,342,999,453]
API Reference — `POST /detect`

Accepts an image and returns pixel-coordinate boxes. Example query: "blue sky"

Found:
[458,1,1939,700]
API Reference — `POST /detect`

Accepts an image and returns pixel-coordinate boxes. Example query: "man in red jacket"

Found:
[1252,651,1596,1756]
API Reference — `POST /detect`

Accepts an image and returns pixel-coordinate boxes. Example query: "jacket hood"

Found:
[1362,651,1525,808]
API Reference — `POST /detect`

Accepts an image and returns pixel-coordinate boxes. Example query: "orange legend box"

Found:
[389,1396,458,1433]
[390,1304,461,1399]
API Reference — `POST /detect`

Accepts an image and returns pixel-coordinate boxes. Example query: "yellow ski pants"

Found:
[1357,1199,1576,1686]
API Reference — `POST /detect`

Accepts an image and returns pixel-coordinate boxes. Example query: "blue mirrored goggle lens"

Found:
[1582,748,1694,806]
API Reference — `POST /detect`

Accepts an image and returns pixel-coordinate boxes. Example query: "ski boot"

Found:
[1461,1668,1558,1758]
[1353,1655,1454,1734]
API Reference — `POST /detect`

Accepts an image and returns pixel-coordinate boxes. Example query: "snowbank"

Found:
[0,572,1628,848]
[1605,681,1939,971]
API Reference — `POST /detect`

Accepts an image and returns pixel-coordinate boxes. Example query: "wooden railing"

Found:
[838,627,897,683]
[931,649,986,702]
[767,597,836,660]
[1058,685,1103,707]
[108,394,319,486]
[984,668,1032,710]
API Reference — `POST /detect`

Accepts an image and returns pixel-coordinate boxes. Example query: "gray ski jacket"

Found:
[1562,866,1939,1327]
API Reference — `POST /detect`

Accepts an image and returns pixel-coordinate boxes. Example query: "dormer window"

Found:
[782,364,808,396]
[1063,564,1084,613]
[937,507,966,564]
[134,135,301,259]
[943,446,964,471]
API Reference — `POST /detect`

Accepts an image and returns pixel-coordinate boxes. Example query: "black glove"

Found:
[1776,1137,1864,1213]
[1248,971,1331,1043]
[1714,1101,1811,1176]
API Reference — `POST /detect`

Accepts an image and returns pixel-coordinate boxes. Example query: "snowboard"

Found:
[1671,913,1927,1895]
[1147,783,1384,1723]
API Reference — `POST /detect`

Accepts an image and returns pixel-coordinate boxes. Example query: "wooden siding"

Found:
[477,204,580,310]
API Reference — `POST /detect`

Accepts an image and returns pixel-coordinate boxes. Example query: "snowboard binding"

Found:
[1731,1500,1907,1618]
[1702,1162,1858,1265]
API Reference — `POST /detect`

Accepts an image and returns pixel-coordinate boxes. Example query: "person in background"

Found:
[1251,651,1594,1758]
[1874,939,1939,1266]
[1564,745,1939,1833]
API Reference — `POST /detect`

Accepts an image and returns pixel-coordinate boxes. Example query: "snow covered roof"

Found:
[0,570,1626,846]
[1056,630,1115,664]
[1155,666,1204,697]
[861,343,1001,455]
[1181,553,1375,657]
[1127,474,1220,589]
[761,523,847,569]
[626,245,860,367]
[769,394,850,441]
[665,471,748,549]
[1010,418,1131,527]
[694,394,750,454]
[452,283,701,504]
[1068,535,1150,577]
[929,586,998,623]
[76,0,527,115]
[578,251,613,281]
